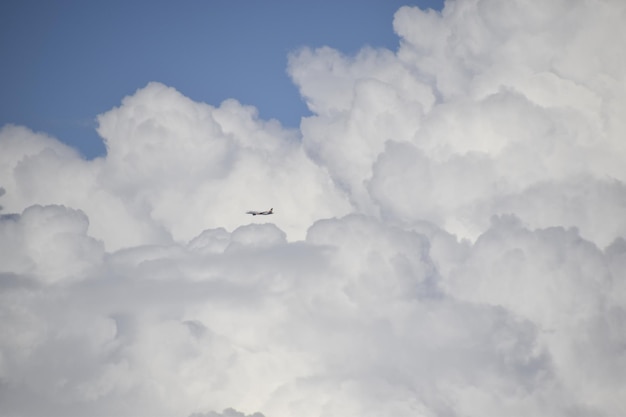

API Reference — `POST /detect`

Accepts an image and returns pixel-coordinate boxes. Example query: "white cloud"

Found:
[288,0,626,245]
[0,83,352,251]
[1,0,626,416]
[0,204,103,284]
[190,409,265,417]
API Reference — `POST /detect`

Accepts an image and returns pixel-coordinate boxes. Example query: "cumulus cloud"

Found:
[0,84,351,250]
[190,409,265,417]
[289,0,626,244]
[1,0,626,416]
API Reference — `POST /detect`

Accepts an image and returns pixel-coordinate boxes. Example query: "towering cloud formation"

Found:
[289,0,626,245]
[0,85,351,250]
[1,1,625,416]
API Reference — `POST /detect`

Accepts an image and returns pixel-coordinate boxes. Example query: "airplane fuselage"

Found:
[247,208,273,216]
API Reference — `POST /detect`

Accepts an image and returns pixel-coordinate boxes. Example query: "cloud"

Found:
[288,0,626,246]
[0,204,103,284]
[1,0,626,416]
[190,409,265,417]
[0,83,352,251]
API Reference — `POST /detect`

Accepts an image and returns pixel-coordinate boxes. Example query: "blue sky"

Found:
[1,0,443,159]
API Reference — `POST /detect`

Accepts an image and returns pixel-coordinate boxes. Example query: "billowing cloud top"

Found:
[1,1,626,416]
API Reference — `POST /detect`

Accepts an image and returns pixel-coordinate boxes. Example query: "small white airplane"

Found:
[246,208,273,216]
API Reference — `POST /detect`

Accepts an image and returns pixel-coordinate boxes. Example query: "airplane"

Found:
[246,208,273,216]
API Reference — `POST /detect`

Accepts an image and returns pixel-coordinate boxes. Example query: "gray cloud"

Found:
[190,408,265,417]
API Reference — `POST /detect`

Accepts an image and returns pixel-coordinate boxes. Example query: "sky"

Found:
[1,0,442,159]
[1,0,626,417]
